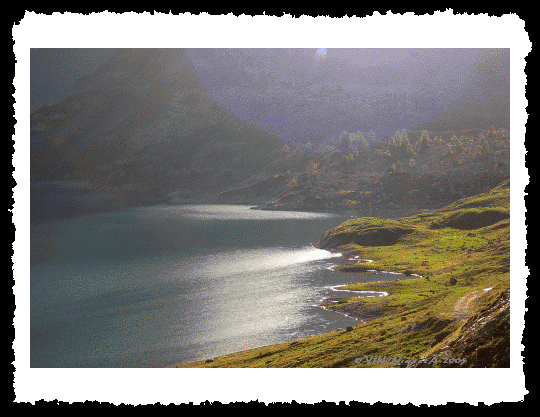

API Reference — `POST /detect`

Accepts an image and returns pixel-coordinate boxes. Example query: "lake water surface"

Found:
[31,195,423,367]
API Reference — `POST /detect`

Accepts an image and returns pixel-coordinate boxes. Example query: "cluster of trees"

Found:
[331,129,376,154]
[415,130,432,154]
[310,125,509,175]
[487,126,510,140]
[383,126,509,167]
[387,129,416,161]
[442,128,509,157]
[479,133,491,154]
[323,126,508,158]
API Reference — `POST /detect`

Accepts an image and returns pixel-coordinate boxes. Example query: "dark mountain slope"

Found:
[30,49,283,202]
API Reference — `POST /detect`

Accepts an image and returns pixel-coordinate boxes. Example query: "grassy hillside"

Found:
[176,179,510,368]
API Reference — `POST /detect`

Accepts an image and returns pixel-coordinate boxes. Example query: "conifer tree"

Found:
[348,131,357,149]
[416,130,431,154]
[402,132,415,159]
[351,131,368,154]
[479,133,490,154]
[451,135,463,154]
[401,129,410,144]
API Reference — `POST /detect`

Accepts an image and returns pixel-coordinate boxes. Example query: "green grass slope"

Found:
[175,179,510,368]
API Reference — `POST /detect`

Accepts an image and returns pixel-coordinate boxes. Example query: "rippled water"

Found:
[31,202,414,367]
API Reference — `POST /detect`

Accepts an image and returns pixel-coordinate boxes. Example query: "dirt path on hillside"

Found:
[453,291,480,321]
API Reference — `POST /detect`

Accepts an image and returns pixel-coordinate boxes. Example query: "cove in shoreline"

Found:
[313,256,421,323]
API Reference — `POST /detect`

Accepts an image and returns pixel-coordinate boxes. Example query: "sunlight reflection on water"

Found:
[153,204,341,221]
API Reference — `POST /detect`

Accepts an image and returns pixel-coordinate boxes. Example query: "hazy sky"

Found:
[30,48,483,113]
[29,47,509,143]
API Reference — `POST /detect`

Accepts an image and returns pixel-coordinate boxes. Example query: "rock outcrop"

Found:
[415,289,510,368]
